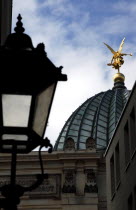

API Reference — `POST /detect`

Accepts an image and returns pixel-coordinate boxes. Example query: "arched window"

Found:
[64,137,75,151]
[86,137,96,150]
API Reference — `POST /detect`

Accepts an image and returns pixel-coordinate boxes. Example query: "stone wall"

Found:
[0,150,107,209]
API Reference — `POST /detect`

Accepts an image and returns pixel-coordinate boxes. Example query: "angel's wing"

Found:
[104,43,116,55]
[118,37,125,53]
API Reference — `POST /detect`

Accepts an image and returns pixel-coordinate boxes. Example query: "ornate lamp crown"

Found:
[4,14,34,50]
[14,14,25,33]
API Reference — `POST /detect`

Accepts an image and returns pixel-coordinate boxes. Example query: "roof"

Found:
[54,85,130,151]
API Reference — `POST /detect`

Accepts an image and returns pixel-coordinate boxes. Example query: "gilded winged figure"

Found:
[104,38,132,72]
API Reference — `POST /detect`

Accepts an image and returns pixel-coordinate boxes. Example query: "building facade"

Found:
[0,149,106,210]
[105,82,136,210]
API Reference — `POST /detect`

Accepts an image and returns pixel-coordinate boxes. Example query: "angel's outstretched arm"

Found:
[121,53,132,56]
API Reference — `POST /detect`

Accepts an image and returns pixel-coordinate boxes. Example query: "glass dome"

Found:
[54,80,130,151]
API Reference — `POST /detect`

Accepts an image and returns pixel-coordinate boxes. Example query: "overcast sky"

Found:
[12,0,136,146]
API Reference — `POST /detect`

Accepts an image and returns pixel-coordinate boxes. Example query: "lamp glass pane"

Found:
[2,134,28,141]
[32,83,56,137]
[2,94,32,127]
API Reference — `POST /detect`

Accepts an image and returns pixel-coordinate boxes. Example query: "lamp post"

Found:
[0,14,67,210]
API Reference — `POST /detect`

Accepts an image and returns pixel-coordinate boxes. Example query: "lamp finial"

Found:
[14,14,25,33]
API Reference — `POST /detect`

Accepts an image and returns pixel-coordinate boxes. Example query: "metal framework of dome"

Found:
[54,77,130,151]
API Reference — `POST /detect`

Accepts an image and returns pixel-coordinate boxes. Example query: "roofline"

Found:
[104,81,136,157]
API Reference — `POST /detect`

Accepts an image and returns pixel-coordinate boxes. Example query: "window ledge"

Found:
[116,181,121,191]
[111,192,115,201]
[125,162,130,172]
[131,147,136,160]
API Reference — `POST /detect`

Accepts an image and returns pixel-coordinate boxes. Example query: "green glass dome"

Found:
[54,79,130,151]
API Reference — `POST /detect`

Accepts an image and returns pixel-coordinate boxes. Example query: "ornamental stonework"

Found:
[0,174,61,198]
[62,170,76,193]
[84,169,98,193]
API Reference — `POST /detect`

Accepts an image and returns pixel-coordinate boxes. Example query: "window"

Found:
[124,121,130,166]
[128,193,133,210]
[130,107,136,155]
[110,154,115,197]
[115,142,120,186]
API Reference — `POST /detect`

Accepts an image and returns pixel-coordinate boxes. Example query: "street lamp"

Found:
[0,14,67,209]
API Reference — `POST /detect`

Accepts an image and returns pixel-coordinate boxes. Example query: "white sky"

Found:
[12,0,136,146]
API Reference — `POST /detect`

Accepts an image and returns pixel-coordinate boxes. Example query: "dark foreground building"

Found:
[105,81,136,210]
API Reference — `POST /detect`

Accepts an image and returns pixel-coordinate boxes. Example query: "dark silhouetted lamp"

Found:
[0,14,67,210]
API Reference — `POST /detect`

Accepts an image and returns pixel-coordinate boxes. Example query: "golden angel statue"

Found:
[104,38,132,72]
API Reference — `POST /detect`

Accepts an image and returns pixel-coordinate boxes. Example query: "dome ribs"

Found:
[54,87,130,151]
[77,93,102,150]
